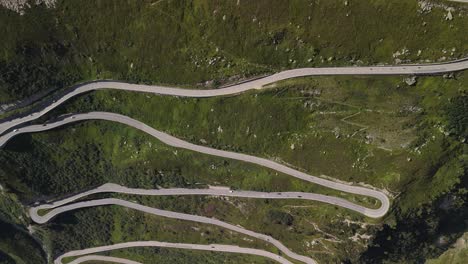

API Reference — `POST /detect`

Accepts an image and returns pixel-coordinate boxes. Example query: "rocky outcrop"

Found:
[0,0,55,15]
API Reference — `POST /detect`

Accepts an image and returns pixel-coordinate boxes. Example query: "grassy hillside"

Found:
[1,72,466,263]
[426,233,468,264]
[0,0,467,101]
[0,220,46,264]
[0,0,467,263]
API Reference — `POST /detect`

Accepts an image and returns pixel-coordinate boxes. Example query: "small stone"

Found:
[405,76,417,86]
[443,73,454,79]
[446,10,453,21]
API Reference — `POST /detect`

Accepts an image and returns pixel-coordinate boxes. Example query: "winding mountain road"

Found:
[2,112,389,218]
[56,242,294,264]
[1,59,467,136]
[4,112,389,264]
[28,181,385,264]
[33,196,312,263]
[4,59,468,264]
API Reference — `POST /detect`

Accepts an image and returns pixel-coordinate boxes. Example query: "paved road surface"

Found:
[65,255,141,264]
[56,242,294,264]
[1,59,467,136]
[2,112,390,218]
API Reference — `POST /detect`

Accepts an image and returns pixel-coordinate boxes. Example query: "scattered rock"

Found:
[418,1,433,13]
[405,76,417,86]
[446,10,453,21]
[437,236,449,246]
[332,127,341,138]
[443,73,455,79]
[204,80,214,87]
[393,48,409,58]
[0,0,55,14]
